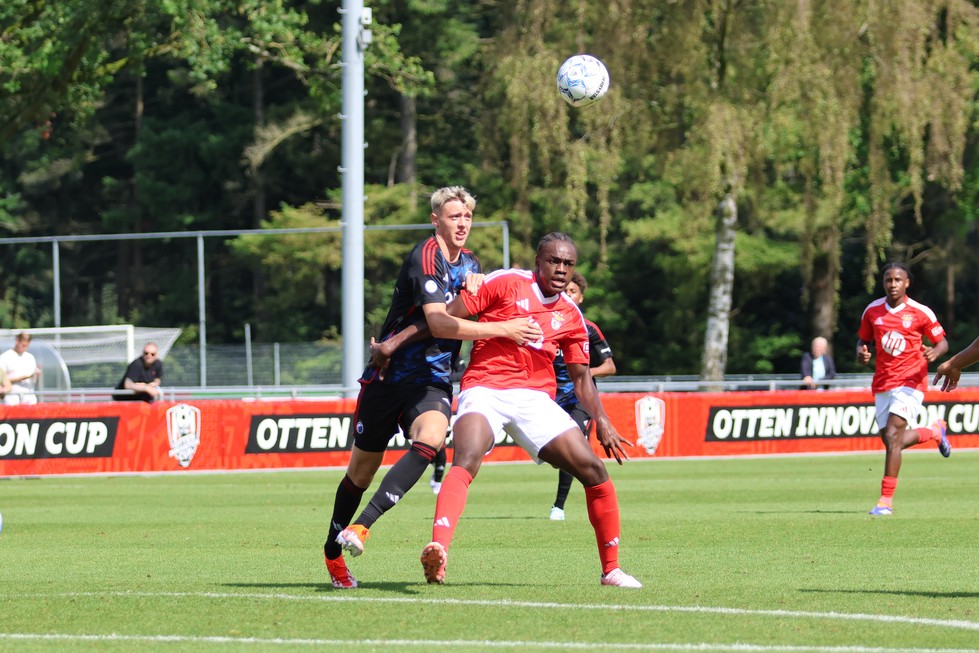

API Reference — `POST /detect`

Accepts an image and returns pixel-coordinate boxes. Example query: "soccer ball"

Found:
[556,54,610,107]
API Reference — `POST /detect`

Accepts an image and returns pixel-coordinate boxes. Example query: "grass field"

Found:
[1,450,977,652]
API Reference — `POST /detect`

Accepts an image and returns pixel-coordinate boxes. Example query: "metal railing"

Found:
[19,372,979,403]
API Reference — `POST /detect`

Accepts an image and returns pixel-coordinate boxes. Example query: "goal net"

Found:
[0,325,181,366]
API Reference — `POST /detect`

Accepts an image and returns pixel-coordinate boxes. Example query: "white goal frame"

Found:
[0,325,181,366]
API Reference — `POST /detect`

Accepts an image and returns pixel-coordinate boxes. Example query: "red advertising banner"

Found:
[599,389,979,458]
[2,389,977,476]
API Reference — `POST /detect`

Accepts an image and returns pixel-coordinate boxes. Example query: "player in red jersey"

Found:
[409,232,641,587]
[856,262,950,516]
[548,272,617,521]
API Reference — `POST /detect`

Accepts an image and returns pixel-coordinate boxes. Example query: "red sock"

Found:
[432,465,473,550]
[914,425,938,444]
[584,479,621,575]
[879,475,898,506]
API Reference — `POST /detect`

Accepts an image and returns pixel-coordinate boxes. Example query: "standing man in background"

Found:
[1,332,41,405]
[856,262,950,516]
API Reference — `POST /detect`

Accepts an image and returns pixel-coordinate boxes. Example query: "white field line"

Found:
[10,590,979,633]
[0,632,977,653]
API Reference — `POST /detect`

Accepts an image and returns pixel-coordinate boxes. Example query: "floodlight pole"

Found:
[339,0,371,397]
[197,234,207,386]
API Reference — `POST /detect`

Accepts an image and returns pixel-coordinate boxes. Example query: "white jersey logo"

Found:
[880,330,907,357]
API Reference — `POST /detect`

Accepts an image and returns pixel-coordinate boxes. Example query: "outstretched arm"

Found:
[370,294,542,371]
[568,362,631,464]
[933,336,979,392]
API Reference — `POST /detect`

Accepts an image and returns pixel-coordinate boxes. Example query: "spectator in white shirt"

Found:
[0,332,41,405]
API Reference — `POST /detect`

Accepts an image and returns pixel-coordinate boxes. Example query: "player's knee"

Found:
[575,457,607,486]
[412,429,447,449]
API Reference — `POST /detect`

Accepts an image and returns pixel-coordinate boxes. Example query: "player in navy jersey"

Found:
[549,272,616,521]
[324,187,541,589]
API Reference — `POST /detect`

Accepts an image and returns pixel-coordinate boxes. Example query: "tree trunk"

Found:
[398,93,418,211]
[809,225,838,344]
[252,58,267,329]
[701,191,738,383]
[945,237,955,332]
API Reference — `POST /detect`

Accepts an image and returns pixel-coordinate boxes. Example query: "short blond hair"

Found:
[431,186,476,214]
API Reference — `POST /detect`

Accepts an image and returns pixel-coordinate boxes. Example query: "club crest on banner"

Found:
[635,395,665,455]
[167,403,201,468]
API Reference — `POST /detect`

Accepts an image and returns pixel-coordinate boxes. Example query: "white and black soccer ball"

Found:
[556,54,610,107]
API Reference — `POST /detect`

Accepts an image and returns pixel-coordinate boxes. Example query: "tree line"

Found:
[1,0,978,378]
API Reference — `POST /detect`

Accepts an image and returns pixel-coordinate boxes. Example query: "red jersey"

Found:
[459,269,589,397]
[857,296,945,394]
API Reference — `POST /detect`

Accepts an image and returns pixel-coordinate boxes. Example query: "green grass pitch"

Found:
[1,451,977,652]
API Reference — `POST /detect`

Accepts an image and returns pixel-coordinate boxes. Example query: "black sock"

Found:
[553,469,574,510]
[431,447,447,482]
[324,474,366,560]
[356,441,438,529]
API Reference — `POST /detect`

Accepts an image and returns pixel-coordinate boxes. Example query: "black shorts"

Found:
[352,381,453,453]
[564,404,592,437]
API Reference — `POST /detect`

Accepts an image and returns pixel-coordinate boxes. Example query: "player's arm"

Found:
[933,336,979,392]
[423,281,543,343]
[370,297,542,369]
[921,334,949,363]
[568,362,631,464]
[588,323,616,377]
[123,377,160,398]
[591,357,616,378]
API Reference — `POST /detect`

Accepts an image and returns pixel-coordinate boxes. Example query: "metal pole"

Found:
[52,240,61,328]
[340,0,369,397]
[197,234,207,386]
[274,342,280,386]
[245,323,253,386]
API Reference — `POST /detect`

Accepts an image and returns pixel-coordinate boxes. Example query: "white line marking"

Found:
[0,633,976,652]
[11,591,979,632]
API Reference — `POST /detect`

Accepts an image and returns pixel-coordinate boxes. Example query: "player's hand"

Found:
[368,337,393,380]
[463,272,485,295]
[500,317,542,346]
[593,415,632,465]
[921,345,940,363]
[856,344,872,365]
[933,362,961,392]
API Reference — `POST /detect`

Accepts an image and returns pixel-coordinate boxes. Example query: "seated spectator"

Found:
[114,342,164,402]
[801,336,836,390]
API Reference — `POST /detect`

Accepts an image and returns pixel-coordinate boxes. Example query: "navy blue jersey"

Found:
[554,319,613,408]
[364,235,481,386]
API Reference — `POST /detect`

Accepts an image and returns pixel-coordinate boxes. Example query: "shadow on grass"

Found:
[801,588,979,599]
[222,581,434,594]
